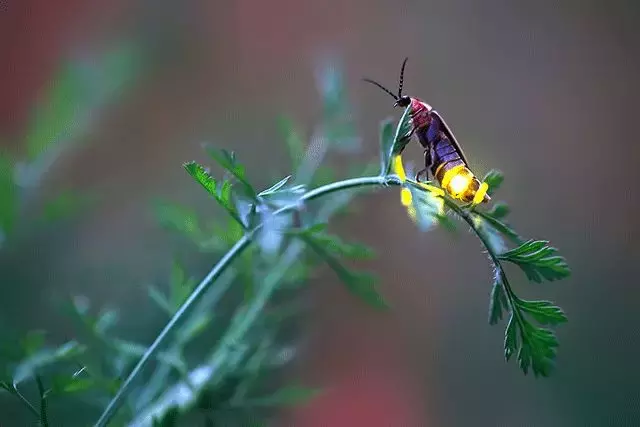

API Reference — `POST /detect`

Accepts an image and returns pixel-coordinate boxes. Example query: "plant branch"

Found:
[9,384,39,418]
[94,234,251,427]
[94,174,401,427]
[440,196,525,326]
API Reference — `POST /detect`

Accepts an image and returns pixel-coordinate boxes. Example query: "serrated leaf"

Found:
[498,239,571,282]
[204,147,256,199]
[504,315,518,362]
[277,116,306,171]
[245,385,322,407]
[183,161,244,226]
[297,232,388,310]
[379,118,395,175]
[292,225,375,260]
[489,282,509,325]
[517,300,568,326]
[482,169,504,195]
[184,161,218,196]
[517,322,559,377]
[392,106,413,156]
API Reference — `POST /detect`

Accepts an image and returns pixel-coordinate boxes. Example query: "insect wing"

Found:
[431,110,470,166]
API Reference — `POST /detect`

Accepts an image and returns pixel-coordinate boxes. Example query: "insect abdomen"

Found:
[430,136,489,204]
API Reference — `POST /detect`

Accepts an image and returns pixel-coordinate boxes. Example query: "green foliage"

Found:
[2,64,572,426]
[379,105,412,176]
[204,147,256,200]
[291,225,388,310]
[482,169,504,196]
[488,280,508,325]
[183,161,244,226]
[499,239,571,283]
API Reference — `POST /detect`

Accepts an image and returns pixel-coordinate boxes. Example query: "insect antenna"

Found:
[398,57,408,98]
[362,78,398,100]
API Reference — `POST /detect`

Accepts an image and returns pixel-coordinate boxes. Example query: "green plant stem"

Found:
[10,385,39,418]
[35,375,49,427]
[94,174,401,427]
[94,235,251,427]
[442,197,525,326]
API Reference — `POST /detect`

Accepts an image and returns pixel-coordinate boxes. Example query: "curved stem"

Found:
[94,174,401,427]
[94,235,252,427]
[442,197,525,325]
[11,384,39,418]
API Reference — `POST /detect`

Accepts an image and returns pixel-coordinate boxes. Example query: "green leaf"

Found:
[472,214,506,253]
[498,239,571,282]
[170,260,195,308]
[50,374,96,394]
[392,106,413,157]
[153,200,202,241]
[12,341,86,385]
[153,406,180,427]
[517,299,568,326]
[474,209,522,244]
[488,281,508,325]
[148,285,173,316]
[277,116,306,171]
[482,169,504,196]
[204,147,256,199]
[183,161,244,226]
[245,385,322,407]
[504,315,518,362]
[291,225,375,260]
[487,202,510,219]
[296,230,388,310]
[517,322,559,377]
[379,118,394,175]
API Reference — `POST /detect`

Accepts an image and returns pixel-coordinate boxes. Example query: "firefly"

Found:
[364,58,490,204]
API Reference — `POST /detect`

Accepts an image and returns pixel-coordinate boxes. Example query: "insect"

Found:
[363,58,490,204]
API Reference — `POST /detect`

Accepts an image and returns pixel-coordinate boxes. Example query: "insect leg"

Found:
[416,147,433,182]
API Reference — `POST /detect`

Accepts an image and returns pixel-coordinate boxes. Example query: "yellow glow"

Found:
[418,182,445,197]
[400,188,413,206]
[449,173,471,195]
[472,182,490,205]
[440,164,465,190]
[393,155,407,181]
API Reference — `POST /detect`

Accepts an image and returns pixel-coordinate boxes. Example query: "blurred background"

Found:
[2,0,639,426]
